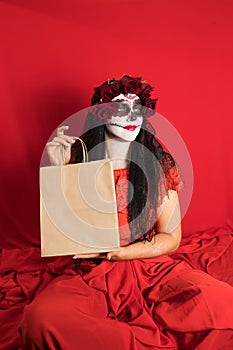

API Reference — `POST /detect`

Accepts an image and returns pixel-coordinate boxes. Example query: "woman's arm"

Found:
[109,190,181,260]
[74,190,182,261]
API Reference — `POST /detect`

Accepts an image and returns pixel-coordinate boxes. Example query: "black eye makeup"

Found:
[133,104,143,115]
[112,102,143,117]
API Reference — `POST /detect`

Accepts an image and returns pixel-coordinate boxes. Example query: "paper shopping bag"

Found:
[40,155,120,257]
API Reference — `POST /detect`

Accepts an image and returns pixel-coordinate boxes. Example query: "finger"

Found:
[46,141,60,147]
[106,249,122,260]
[60,135,76,143]
[73,253,105,259]
[57,125,69,136]
[53,137,73,147]
[54,134,76,143]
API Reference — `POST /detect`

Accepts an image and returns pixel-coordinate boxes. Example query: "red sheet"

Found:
[1,228,233,349]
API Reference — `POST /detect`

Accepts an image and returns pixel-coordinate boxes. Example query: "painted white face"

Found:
[106,94,143,142]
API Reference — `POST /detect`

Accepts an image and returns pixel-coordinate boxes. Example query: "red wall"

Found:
[0,0,232,248]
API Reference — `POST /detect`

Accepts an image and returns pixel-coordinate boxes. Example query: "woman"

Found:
[20,75,233,349]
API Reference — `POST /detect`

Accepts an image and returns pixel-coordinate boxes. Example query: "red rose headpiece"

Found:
[90,75,158,119]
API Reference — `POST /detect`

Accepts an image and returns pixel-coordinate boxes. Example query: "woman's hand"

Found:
[73,248,125,261]
[46,126,76,165]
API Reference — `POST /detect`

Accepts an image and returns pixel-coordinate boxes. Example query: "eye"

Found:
[133,104,142,115]
[113,103,130,116]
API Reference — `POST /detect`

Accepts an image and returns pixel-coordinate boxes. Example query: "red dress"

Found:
[20,168,233,349]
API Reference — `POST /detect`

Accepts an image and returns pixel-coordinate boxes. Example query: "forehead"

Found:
[112,93,140,104]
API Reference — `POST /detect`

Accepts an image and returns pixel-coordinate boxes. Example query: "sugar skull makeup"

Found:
[105,94,143,142]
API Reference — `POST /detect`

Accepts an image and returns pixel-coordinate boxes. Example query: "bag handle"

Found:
[71,137,89,163]
[62,136,88,164]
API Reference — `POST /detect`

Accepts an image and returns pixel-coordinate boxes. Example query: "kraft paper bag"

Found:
[40,153,120,257]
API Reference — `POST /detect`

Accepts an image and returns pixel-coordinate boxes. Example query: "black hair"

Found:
[69,112,176,242]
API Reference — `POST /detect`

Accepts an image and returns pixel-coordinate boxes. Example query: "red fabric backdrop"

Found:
[0,0,233,249]
[1,2,233,349]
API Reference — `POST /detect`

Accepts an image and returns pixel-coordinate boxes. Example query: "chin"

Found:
[120,134,139,142]
[113,130,140,142]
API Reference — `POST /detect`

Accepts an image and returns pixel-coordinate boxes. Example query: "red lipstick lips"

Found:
[124,125,137,131]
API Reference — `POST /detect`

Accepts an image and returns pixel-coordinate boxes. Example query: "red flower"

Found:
[138,84,153,100]
[96,84,121,102]
[121,75,143,95]
[145,98,157,110]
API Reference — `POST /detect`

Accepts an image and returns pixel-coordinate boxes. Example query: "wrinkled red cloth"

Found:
[19,257,233,350]
[1,168,233,349]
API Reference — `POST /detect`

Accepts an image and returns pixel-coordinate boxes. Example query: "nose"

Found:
[127,111,137,121]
